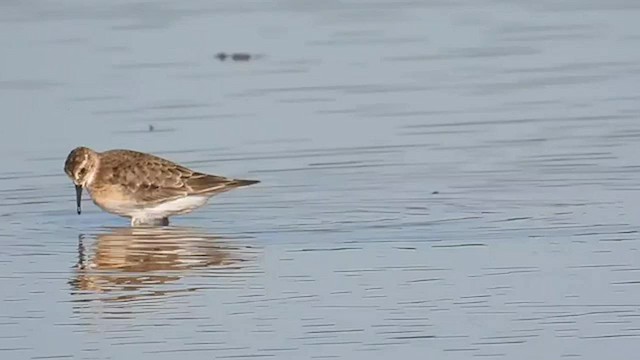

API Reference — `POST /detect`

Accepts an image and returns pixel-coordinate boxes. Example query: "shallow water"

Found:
[2,0,640,359]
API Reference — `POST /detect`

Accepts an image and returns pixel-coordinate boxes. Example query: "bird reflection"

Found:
[69,227,254,300]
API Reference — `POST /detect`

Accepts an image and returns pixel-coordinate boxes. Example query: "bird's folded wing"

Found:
[100,149,234,204]
[183,173,233,194]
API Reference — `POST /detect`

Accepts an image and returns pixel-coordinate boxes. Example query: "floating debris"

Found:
[215,52,261,62]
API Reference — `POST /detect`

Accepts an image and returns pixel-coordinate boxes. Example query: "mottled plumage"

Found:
[64,146,259,226]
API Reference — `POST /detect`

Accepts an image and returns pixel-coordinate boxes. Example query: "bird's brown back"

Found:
[93,149,236,204]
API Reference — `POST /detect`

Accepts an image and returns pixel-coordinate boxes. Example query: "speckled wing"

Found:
[98,150,233,204]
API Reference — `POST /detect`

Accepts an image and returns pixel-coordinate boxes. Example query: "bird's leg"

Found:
[130,217,170,227]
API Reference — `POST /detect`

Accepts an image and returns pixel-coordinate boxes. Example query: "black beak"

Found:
[75,185,82,215]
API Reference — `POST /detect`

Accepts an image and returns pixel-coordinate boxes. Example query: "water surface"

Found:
[1,0,640,359]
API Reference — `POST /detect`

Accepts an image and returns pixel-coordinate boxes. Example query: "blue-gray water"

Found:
[2,0,640,359]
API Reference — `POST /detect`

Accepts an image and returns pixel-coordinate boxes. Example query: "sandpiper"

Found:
[64,146,259,226]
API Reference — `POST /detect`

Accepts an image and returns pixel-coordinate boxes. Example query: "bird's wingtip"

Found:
[232,179,260,187]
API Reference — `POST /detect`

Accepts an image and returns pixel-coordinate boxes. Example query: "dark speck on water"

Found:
[215,52,256,61]
[1,0,640,359]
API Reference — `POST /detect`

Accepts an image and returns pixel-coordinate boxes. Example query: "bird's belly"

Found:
[88,185,210,220]
[130,196,210,219]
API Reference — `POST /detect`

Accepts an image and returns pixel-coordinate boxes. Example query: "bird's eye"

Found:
[78,168,87,177]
